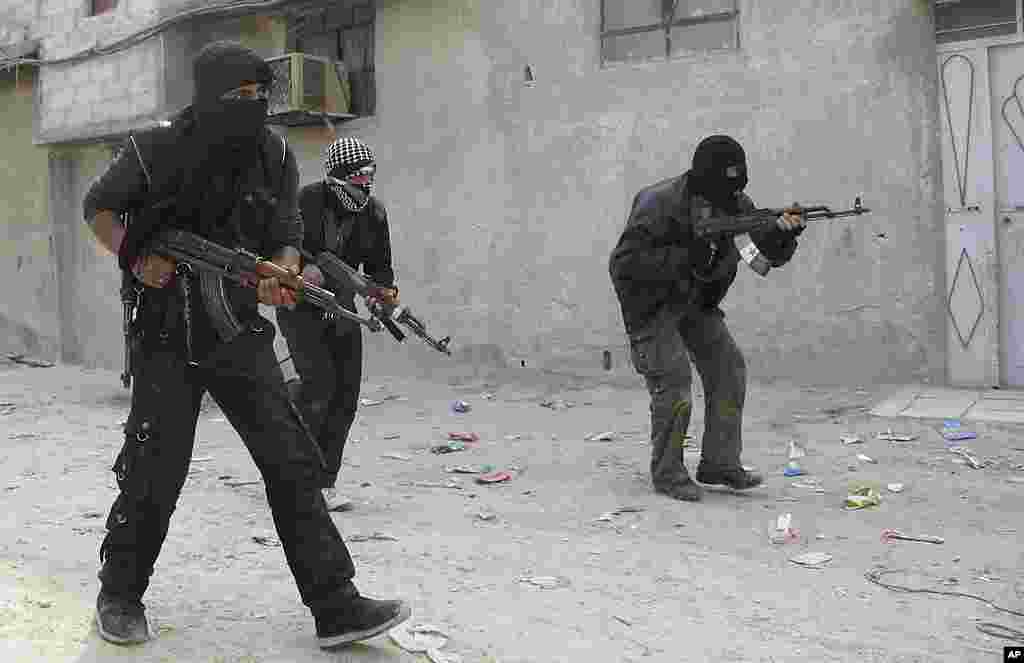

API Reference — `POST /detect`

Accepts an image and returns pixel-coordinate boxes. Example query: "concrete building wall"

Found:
[8,0,946,387]
[0,67,61,360]
[281,0,946,387]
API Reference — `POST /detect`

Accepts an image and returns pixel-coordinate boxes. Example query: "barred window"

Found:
[600,0,739,65]
[935,0,1020,44]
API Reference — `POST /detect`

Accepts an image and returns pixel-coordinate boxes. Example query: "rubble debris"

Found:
[389,622,448,653]
[845,485,881,510]
[432,441,466,454]
[348,532,398,543]
[771,513,799,544]
[881,529,944,544]
[504,433,524,441]
[949,447,983,469]
[788,441,806,459]
[475,471,512,485]
[540,398,574,410]
[520,576,567,589]
[783,461,805,477]
[877,429,916,442]
[6,354,54,368]
[446,465,485,474]
[585,431,616,442]
[886,483,905,493]
[448,432,479,443]
[381,433,402,440]
[382,453,412,461]
[476,512,496,521]
[841,435,864,445]
[481,392,496,400]
[595,506,644,522]
[224,480,262,488]
[789,552,833,567]
[856,454,877,464]
[251,534,280,547]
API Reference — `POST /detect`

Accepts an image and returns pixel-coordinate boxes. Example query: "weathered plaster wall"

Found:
[0,68,60,360]
[281,0,946,386]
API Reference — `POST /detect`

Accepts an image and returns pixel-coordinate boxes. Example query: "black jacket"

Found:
[608,173,799,335]
[83,109,301,330]
[297,181,395,310]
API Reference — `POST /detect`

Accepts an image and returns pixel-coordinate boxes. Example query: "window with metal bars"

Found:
[935,0,1021,44]
[289,0,375,116]
[600,0,739,65]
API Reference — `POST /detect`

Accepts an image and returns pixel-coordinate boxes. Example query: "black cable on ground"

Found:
[865,568,1024,641]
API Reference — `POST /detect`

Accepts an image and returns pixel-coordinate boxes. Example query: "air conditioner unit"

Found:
[265,52,353,126]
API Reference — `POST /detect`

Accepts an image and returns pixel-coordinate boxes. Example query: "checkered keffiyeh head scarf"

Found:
[324,137,375,212]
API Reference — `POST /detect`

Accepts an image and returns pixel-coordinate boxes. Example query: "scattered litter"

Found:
[210,417,227,423]
[389,622,448,653]
[432,441,466,454]
[382,453,412,461]
[783,461,805,477]
[791,480,826,494]
[788,441,806,459]
[405,480,463,490]
[224,480,262,488]
[476,512,496,521]
[540,398,574,410]
[586,431,616,442]
[1007,477,1024,485]
[841,435,864,445]
[877,429,917,442]
[475,471,512,484]
[520,576,567,589]
[381,433,402,440]
[790,552,833,567]
[943,430,977,441]
[360,398,385,406]
[887,483,905,493]
[348,532,398,543]
[446,465,485,474]
[6,354,54,368]
[504,433,523,441]
[191,456,213,463]
[595,506,644,522]
[845,486,881,510]
[451,400,471,413]
[427,650,463,663]
[251,534,280,547]
[856,453,877,464]
[613,615,632,626]
[82,511,104,519]
[880,529,944,544]
[481,392,496,400]
[771,513,799,544]
[949,447,983,469]
[448,432,480,443]
[8,433,38,439]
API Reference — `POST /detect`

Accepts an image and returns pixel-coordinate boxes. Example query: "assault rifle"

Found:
[693,197,871,276]
[300,249,452,356]
[146,229,383,362]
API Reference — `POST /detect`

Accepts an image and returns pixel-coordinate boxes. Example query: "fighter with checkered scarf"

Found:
[278,136,398,513]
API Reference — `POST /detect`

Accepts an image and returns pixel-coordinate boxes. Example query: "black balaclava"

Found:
[689,135,749,210]
[192,41,272,150]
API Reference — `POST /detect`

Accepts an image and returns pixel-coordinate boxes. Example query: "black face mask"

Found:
[689,135,749,209]
[195,98,268,149]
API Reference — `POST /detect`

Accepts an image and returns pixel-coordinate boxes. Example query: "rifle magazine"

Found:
[199,271,245,343]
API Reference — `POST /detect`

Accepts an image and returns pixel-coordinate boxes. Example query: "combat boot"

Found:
[654,477,704,501]
[695,464,764,490]
[95,591,151,645]
[315,594,411,649]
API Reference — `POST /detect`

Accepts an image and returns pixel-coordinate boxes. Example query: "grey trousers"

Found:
[627,306,747,487]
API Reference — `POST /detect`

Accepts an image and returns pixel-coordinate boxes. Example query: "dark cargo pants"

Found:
[627,307,747,489]
[277,305,362,488]
[98,314,357,614]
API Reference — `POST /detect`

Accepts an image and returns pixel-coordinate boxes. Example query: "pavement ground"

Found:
[1,356,1023,663]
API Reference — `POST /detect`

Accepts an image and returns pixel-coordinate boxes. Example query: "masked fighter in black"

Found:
[609,135,805,502]
[83,41,410,649]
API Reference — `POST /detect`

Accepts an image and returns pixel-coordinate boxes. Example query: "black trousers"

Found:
[98,310,357,614]
[627,306,747,488]
[277,305,362,488]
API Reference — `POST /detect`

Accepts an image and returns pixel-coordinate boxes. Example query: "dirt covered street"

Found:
[1,358,1023,663]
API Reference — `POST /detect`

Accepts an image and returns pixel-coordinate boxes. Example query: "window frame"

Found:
[934,0,1023,46]
[599,0,739,66]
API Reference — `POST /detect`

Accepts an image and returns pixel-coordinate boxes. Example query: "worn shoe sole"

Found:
[95,610,152,645]
[317,602,412,650]
[695,474,763,490]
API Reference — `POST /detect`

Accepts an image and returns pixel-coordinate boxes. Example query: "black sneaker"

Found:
[695,465,764,490]
[95,591,151,645]
[315,595,411,650]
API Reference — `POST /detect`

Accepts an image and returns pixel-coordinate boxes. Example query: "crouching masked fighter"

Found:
[608,135,805,502]
[82,41,409,649]
[277,137,397,512]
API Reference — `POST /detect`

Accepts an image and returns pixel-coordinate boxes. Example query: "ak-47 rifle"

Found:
[301,249,452,356]
[144,228,383,364]
[693,197,872,276]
